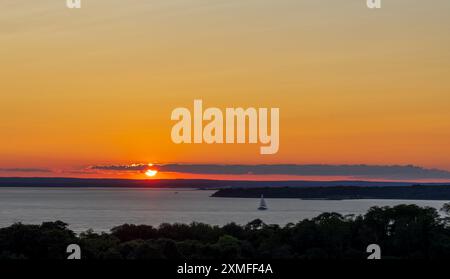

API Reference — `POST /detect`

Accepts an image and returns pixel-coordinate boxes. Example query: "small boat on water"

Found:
[258,195,268,210]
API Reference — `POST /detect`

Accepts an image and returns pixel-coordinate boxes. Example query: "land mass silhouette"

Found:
[0,177,447,188]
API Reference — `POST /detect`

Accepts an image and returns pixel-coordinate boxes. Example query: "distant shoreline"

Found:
[0,177,448,189]
[1,178,450,201]
[211,186,450,201]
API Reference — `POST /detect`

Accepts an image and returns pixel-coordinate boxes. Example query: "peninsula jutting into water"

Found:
[2,177,450,201]
[212,185,450,200]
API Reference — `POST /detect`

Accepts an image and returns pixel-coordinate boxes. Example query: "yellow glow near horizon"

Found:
[145,169,158,177]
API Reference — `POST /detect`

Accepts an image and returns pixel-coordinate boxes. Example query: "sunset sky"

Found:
[1,0,450,180]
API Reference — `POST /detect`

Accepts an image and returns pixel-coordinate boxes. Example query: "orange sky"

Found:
[1,1,450,180]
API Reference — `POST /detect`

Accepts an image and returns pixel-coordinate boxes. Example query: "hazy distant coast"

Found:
[0,177,447,189]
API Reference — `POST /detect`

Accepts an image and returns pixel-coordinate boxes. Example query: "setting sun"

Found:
[145,169,158,177]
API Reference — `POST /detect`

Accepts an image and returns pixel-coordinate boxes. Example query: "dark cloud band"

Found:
[90,164,149,171]
[0,168,52,173]
[90,164,450,180]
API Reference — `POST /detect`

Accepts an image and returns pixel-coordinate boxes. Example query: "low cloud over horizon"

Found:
[0,168,51,173]
[90,164,450,180]
[3,164,450,181]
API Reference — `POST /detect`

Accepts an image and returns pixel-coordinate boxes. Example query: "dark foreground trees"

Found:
[1,204,450,259]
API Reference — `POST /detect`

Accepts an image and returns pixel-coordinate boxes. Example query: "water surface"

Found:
[0,187,447,233]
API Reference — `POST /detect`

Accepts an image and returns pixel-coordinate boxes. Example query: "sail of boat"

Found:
[258,194,267,210]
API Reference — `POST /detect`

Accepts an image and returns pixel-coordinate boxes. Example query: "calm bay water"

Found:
[0,187,448,233]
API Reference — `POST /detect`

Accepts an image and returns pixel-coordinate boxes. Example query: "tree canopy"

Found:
[1,204,450,259]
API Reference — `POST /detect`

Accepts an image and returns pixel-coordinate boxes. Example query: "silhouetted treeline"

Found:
[1,204,450,259]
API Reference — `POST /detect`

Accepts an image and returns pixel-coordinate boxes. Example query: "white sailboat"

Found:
[258,194,268,210]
